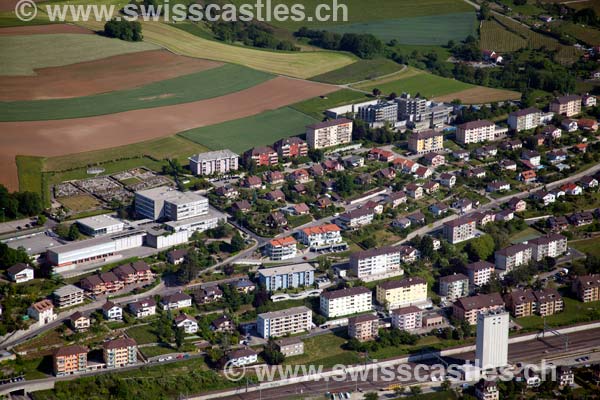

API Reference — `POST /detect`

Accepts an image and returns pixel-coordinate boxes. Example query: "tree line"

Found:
[294,27,383,59]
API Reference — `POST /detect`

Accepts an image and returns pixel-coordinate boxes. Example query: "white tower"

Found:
[475,309,509,370]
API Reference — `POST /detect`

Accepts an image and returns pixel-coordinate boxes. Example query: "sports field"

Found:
[0,64,273,121]
[353,67,474,98]
[325,12,478,45]
[0,33,158,75]
[132,21,356,79]
[179,107,318,153]
[311,58,404,84]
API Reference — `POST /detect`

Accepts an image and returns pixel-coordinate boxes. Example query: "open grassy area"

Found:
[556,22,600,47]
[141,345,176,358]
[325,12,478,45]
[0,33,157,76]
[57,194,103,213]
[311,58,404,84]
[125,324,160,345]
[353,67,473,98]
[0,64,272,121]
[16,156,45,195]
[509,226,543,244]
[0,11,55,27]
[516,297,600,331]
[290,89,369,119]
[571,237,600,258]
[179,107,318,153]
[284,333,360,368]
[116,21,356,79]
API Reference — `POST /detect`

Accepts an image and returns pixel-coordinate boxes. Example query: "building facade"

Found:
[407,130,444,154]
[188,149,239,176]
[475,309,509,369]
[349,246,403,279]
[320,286,372,318]
[376,277,427,310]
[257,306,312,338]
[306,118,353,149]
[257,263,315,292]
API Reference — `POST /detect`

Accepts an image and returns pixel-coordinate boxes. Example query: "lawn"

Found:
[118,21,356,79]
[516,297,600,331]
[125,324,160,345]
[283,333,360,368]
[0,64,272,121]
[290,89,369,119]
[311,58,404,84]
[0,11,55,27]
[325,12,478,45]
[16,156,45,197]
[57,194,103,213]
[353,67,474,98]
[141,345,176,358]
[571,237,600,258]
[0,33,157,76]
[509,226,543,244]
[178,107,318,153]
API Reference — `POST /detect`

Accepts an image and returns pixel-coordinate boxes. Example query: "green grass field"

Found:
[0,11,55,27]
[125,324,160,345]
[178,107,318,152]
[0,33,158,76]
[0,64,272,121]
[290,89,369,119]
[325,12,478,45]
[283,334,360,368]
[517,297,600,331]
[556,22,600,47]
[571,237,600,257]
[311,58,404,84]
[509,227,543,244]
[353,67,473,98]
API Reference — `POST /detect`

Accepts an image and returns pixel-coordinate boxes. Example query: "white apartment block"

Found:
[336,208,374,230]
[297,223,345,251]
[188,149,239,176]
[306,118,353,149]
[135,186,209,221]
[349,246,403,279]
[439,273,469,301]
[76,214,124,237]
[320,286,372,318]
[475,309,509,369]
[265,236,297,261]
[443,216,476,244]
[376,277,428,310]
[53,285,85,308]
[494,243,533,272]
[529,234,567,261]
[508,107,541,132]
[465,261,495,287]
[257,306,312,338]
[391,306,423,331]
[456,120,506,144]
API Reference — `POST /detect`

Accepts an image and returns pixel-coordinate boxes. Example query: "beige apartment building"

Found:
[347,314,379,342]
[407,130,444,154]
[306,118,353,149]
[376,277,427,310]
[573,274,600,302]
[550,95,581,117]
[443,216,476,244]
[456,120,504,144]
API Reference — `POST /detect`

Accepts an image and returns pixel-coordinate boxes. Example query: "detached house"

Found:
[160,292,192,310]
[439,173,456,188]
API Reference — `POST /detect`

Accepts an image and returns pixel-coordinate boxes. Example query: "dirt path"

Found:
[0,77,336,190]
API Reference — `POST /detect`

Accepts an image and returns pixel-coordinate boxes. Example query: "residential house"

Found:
[243,175,262,189]
[28,299,56,324]
[128,298,157,318]
[68,312,90,332]
[423,181,440,194]
[266,189,285,202]
[518,170,537,184]
[422,152,445,167]
[174,313,198,334]
[160,292,192,310]
[211,315,235,333]
[275,337,304,357]
[167,249,188,265]
[499,159,517,171]
[7,263,34,283]
[102,301,122,321]
[507,197,526,213]
[385,191,407,208]
[486,181,510,193]
[227,349,258,367]
[561,118,578,132]
[265,170,284,185]
[429,202,450,217]
[439,172,456,188]
[405,183,423,199]
[336,207,375,230]
[452,198,473,214]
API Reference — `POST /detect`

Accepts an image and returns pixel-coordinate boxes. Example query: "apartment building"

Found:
[396,94,427,121]
[128,298,156,318]
[452,293,504,325]
[52,285,84,308]
[274,137,308,158]
[494,243,533,272]
[336,207,375,230]
[265,236,297,261]
[135,186,209,221]
[438,273,469,301]
[257,263,315,291]
[243,146,278,167]
[257,306,312,338]
[113,261,154,285]
[550,95,581,117]
[573,274,600,302]
[349,246,403,279]
[53,345,88,376]
[358,102,398,126]
[275,337,305,357]
[456,120,505,144]
[504,288,563,317]
[28,299,57,325]
[348,314,379,342]
[103,338,137,368]
[296,223,347,252]
[508,107,541,132]
[306,118,353,149]
[76,214,124,237]
[464,261,495,287]
[407,130,444,154]
[443,216,476,244]
[376,277,427,310]
[320,286,372,318]
[188,149,239,176]
[391,306,423,331]
[529,234,567,261]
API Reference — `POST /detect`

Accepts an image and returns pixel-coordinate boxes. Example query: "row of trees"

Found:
[211,21,298,51]
[294,27,383,59]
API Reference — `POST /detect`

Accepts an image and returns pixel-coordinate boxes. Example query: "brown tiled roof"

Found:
[454,293,504,311]
[55,345,88,357]
[348,314,378,324]
[307,118,352,130]
[439,273,468,284]
[378,277,426,290]
[102,337,137,350]
[458,120,494,130]
[391,305,422,315]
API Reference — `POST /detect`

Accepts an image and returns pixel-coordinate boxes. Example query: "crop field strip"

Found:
[479,19,527,52]
[0,64,273,121]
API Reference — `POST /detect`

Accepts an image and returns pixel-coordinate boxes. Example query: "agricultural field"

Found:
[179,107,318,153]
[0,64,273,121]
[433,86,521,104]
[496,0,544,16]
[479,19,527,52]
[131,21,356,79]
[310,58,404,84]
[325,12,478,45]
[562,0,600,14]
[353,67,474,98]
[290,89,369,119]
[0,50,222,101]
[571,237,600,258]
[0,33,158,75]
[555,21,600,46]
